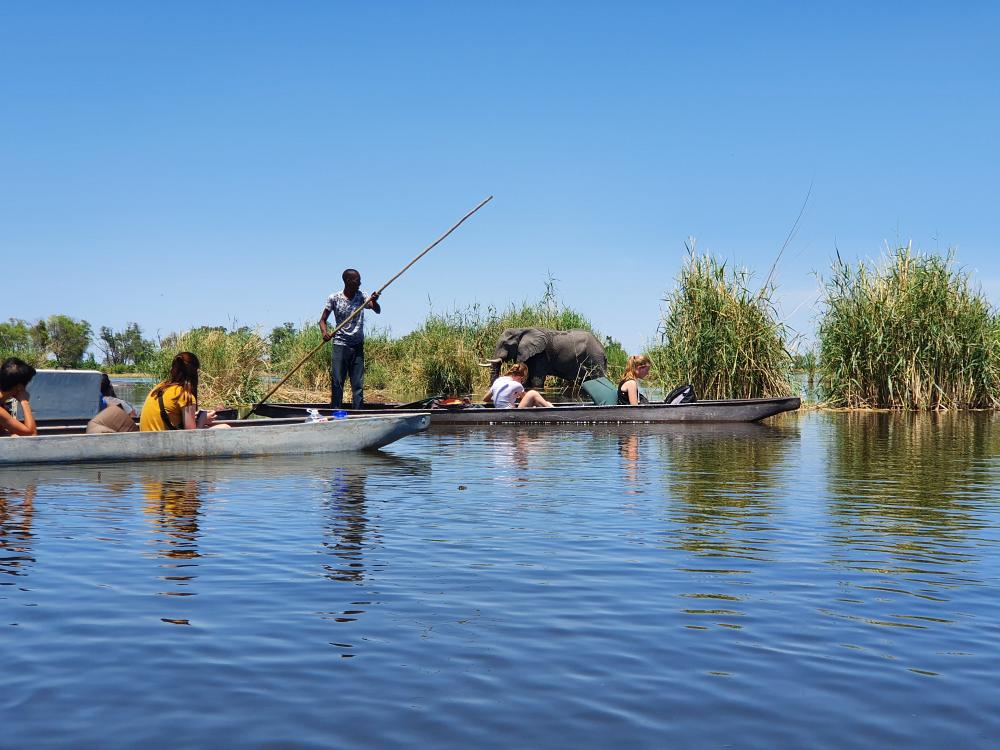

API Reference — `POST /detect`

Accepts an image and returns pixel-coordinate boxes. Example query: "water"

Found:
[2,411,999,748]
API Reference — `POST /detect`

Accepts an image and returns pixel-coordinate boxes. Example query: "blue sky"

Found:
[2,2,997,354]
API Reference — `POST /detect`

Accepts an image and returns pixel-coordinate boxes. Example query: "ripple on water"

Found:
[3,414,1000,747]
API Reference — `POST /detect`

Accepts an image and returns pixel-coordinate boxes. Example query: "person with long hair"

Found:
[618,355,652,405]
[139,352,222,431]
[0,357,38,436]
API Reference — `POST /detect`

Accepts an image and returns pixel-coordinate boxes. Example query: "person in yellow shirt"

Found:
[140,352,224,431]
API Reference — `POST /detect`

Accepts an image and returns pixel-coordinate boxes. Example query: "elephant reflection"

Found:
[484,328,607,389]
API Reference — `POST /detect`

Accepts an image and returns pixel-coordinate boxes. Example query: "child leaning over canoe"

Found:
[139,352,230,431]
[483,363,553,409]
[0,357,38,437]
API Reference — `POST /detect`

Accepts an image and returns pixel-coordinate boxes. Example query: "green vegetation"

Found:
[268,283,624,402]
[97,323,156,371]
[0,316,93,368]
[153,326,270,407]
[9,253,999,411]
[818,246,1000,409]
[648,248,794,399]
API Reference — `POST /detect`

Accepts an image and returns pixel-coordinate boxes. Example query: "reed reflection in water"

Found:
[821,412,1000,655]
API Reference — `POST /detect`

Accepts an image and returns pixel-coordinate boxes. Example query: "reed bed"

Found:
[818,246,1000,409]
[648,250,794,399]
[153,327,270,407]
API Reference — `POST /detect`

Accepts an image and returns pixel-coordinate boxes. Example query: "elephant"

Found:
[483,328,607,389]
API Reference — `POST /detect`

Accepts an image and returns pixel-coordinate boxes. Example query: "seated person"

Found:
[618,355,652,405]
[484,363,553,409]
[0,357,38,436]
[140,352,228,431]
[99,373,137,417]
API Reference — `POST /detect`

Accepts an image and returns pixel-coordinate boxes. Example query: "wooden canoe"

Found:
[255,397,801,425]
[0,413,429,466]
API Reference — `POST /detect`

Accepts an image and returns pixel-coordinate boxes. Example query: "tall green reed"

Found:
[154,326,269,406]
[648,248,794,399]
[818,246,1000,409]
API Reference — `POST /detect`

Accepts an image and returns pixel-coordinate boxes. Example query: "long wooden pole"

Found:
[244,195,494,418]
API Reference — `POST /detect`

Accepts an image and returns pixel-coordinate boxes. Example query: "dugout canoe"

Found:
[255,396,801,425]
[0,413,429,466]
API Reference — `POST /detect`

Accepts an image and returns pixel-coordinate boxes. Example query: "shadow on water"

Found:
[824,410,999,579]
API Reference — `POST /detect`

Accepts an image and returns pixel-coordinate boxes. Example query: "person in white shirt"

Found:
[483,363,553,409]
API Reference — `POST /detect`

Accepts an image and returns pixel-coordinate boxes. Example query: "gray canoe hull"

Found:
[0,414,429,466]
[257,397,801,425]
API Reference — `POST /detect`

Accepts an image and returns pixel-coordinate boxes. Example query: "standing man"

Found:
[319,268,381,408]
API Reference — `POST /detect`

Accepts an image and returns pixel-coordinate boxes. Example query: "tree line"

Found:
[0,316,156,371]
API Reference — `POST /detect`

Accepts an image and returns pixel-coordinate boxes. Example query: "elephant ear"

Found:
[518,329,549,361]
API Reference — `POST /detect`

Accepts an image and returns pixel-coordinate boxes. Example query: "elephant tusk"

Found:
[478,358,502,367]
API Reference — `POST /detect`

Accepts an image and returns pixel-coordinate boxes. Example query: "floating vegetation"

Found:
[818,246,1000,409]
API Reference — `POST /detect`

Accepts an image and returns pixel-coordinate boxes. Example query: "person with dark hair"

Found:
[0,357,38,436]
[99,373,136,417]
[319,268,381,408]
[139,352,224,431]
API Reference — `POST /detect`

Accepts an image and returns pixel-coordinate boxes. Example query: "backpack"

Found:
[664,384,697,405]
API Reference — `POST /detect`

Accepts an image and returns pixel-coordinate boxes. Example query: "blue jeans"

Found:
[331,343,365,408]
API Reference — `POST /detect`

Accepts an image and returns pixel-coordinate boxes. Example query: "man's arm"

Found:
[366,291,381,314]
[319,308,333,341]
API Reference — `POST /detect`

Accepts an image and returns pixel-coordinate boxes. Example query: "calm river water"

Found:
[3,411,999,748]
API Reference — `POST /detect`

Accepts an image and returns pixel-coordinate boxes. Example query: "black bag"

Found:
[664,384,697,405]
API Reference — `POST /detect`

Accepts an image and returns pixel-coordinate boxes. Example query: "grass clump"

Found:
[154,326,269,406]
[818,245,1000,409]
[648,247,794,399]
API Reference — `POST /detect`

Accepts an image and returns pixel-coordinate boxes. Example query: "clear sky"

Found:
[2,2,998,354]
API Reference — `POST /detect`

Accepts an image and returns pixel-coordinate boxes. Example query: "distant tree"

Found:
[0,318,34,359]
[46,315,92,367]
[98,323,154,367]
[29,320,48,353]
[269,322,297,365]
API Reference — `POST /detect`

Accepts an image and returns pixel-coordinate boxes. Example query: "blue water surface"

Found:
[2,411,999,748]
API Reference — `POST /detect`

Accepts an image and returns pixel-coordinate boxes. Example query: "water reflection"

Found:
[618,433,640,490]
[143,474,205,606]
[322,466,374,584]
[825,411,998,578]
[0,482,36,580]
[660,422,798,561]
